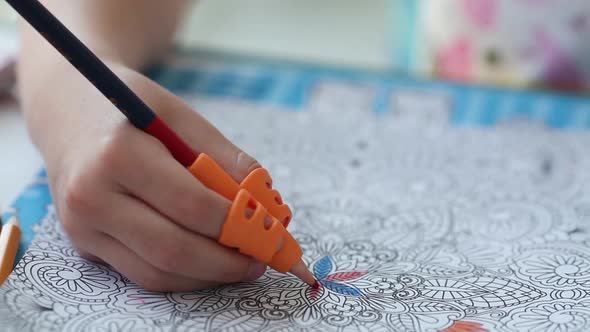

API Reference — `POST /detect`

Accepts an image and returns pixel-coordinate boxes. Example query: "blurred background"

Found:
[0,0,392,71]
[175,0,590,92]
[0,0,588,91]
[1,0,589,204]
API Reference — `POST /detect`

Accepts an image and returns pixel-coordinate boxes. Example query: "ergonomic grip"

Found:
[218,190,303,272]
[187,154,301,272]
[188,153,292,225]
[218,190,285,263]
[240,168,292,227]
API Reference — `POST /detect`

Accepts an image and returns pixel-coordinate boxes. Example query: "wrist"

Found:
[19,57,132,171]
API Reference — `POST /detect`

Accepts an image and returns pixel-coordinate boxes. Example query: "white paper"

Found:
[2,87,590,331]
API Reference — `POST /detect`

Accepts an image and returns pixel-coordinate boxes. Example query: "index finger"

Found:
[114,130,230,240]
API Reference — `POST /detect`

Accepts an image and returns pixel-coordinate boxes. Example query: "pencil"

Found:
[5,0,197,167]
[0,216,21,286]
[6,0,315,286]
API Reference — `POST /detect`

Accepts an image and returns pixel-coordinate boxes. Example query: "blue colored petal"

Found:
[322,281,362,296]
[314,256,332,279]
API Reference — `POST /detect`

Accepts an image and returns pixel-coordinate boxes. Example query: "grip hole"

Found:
[264,216,274,230]
[244,208,254,219]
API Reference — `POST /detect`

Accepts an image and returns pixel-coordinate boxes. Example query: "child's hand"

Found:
[29,62,267,292]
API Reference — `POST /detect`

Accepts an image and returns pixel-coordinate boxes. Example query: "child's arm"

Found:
[18,0,266,291]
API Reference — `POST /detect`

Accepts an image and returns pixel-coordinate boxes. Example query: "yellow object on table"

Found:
[0,215,21,286]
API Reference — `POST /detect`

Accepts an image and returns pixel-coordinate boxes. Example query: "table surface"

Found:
[0,105,42,209]
[3,0,589,212]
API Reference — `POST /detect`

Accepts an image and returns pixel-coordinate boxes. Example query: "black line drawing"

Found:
[2,89,590,331]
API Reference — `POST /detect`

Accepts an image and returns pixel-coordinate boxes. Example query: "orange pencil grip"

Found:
[188,154,301,273]
[188,154,292,226]
[219,190,302,272]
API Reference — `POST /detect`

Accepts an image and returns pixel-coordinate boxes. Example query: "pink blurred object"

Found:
[419,0,590,91]
[462,0,497,29]
[436,38,473,82]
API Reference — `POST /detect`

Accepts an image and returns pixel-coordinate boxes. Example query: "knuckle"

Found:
[94,132,129,173]
[235,150,260,179]
[62,175,92,215]
[61,169,99,222]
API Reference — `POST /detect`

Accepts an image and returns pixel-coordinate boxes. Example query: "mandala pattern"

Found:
[504,300,590,332]
[2,92,590,331]
[514,247,590,290]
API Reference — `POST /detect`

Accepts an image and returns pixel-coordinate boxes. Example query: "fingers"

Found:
[60,212,220,292]
[104,73,266,240]
[163,101,261,181]
[180,112,261,181]
[111,128,229,239]
[131,75,261,182]
[84,232,222,292]
[97,191,265,283]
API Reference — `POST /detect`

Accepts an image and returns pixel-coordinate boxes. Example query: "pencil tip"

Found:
[311,280,321,290]
[289,260,316,286]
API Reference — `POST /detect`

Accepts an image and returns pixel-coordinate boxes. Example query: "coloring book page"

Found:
[2,82,590,331]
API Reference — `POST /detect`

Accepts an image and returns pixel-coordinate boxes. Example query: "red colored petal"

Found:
[324,271,368,282]
[440,321,488,332]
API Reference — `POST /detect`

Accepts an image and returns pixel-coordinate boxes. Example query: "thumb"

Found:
[130,74,261,182]
[157,98,261,182]
[198,136,262,182]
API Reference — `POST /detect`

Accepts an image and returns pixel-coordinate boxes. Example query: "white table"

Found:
[0,104,42,207]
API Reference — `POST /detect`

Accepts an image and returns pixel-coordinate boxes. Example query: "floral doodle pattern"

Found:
[514,247,590,290]
[506,300,590,331]
[2,93,590,331]
[311,256,367,298]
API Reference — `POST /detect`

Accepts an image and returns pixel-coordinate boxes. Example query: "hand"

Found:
[30,62,266,292]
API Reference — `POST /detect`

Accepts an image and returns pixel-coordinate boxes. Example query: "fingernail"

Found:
[247,262,267,280]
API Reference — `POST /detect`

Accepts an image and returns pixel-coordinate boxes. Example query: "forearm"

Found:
[17,0,189,159]
[19,0,189,71]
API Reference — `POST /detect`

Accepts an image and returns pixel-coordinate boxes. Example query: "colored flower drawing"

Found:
[2,96,590,331]
[310,256,367,300]
[442,320,488,332]
[1,221,547,331]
